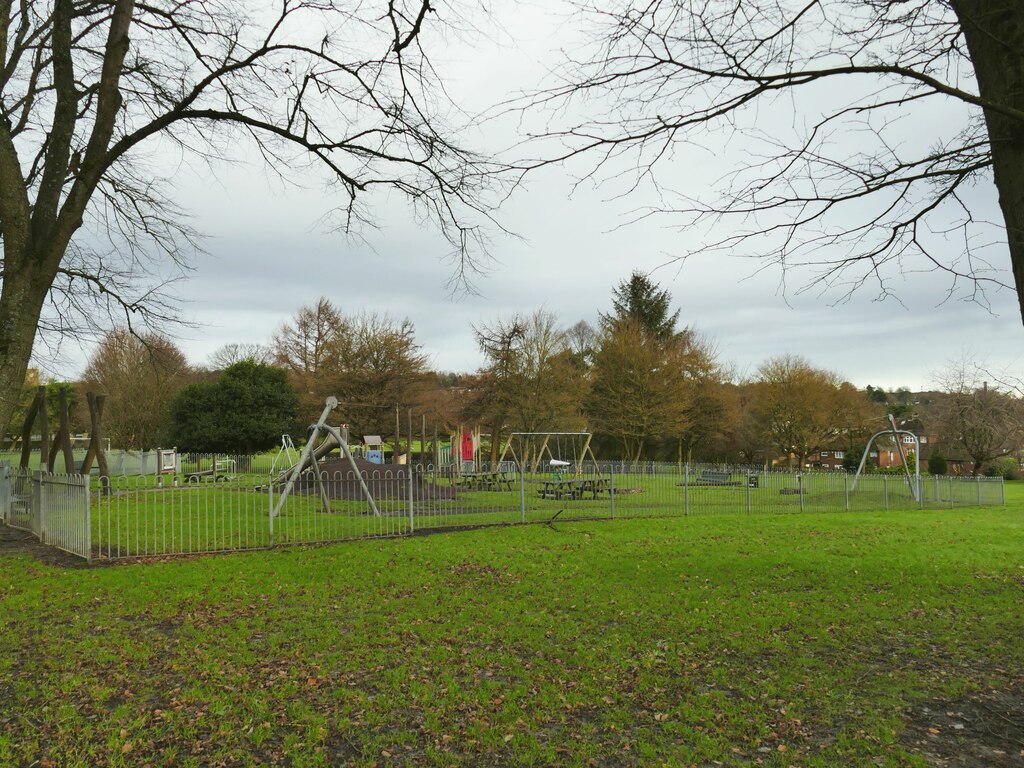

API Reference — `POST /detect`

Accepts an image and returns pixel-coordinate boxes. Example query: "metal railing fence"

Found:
[38,473,91,560]
[0,461,1007,562]
[5,468,37,534]
[1,468,91,560]
[0,462,10,523]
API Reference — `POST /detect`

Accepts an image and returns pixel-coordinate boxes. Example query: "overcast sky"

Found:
[47,1,1024,392]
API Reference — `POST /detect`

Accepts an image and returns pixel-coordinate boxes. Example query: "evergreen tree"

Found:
[601,272,681,339]
[167,362,298,454]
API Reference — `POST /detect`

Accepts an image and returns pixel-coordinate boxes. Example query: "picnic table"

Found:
[537,477,611,500]
[454,471,515,492]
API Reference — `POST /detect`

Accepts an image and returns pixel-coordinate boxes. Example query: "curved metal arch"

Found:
[851,415,920,503]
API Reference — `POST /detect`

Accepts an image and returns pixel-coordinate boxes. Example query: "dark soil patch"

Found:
[902,683,1024,766]
[0,522,89,568]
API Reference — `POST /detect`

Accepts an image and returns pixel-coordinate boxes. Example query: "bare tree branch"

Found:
[510,0,1024,323]
[0,0,504,433]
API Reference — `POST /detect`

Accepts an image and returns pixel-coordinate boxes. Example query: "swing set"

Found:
[496,432,599,475]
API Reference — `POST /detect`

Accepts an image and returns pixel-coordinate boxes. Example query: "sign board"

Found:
[157,448,177,474]
[367,449,384,465]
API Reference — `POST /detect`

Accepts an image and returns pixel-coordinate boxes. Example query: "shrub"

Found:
[984,456,1020,481]
[927,451,948,476]
[167,361,299,454]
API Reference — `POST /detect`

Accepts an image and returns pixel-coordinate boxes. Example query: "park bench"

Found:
[679,470,743,487]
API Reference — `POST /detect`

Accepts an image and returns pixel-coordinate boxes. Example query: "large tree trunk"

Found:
[0,266,53,436]
[953,0,1024,325]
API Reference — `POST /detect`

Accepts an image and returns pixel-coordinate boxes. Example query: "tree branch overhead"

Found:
[0,0,502,434]
[513,0,1024,324]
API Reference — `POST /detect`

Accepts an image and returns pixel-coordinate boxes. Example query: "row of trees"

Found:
[52,301,432,452]
[6,275,1020,470]
[451,274,931,468]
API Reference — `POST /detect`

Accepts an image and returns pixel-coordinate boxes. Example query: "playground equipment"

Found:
[497,432,599,474]
[185,457,236,483]
[12,386,105,476]
[851,415,921,502]
[270,434,299,476]
[272,397,381,518]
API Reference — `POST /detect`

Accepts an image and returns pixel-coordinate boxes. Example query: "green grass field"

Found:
[81,469,1001,559]
[1,484,1021,766]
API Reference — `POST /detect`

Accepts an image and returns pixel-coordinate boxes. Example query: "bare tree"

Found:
[749,355,874,468]
[464,310,586,459]
[81,328,192,450]
[340,311,431,437]
[208,343,272,370]
[933,360,1023,474]
[517,0,1024,323]
[0,0,500,436]
[272,298,429,433]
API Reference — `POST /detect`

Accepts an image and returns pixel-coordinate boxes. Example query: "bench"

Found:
[679,470,743,487]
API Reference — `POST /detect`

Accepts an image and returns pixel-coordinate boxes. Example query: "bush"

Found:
[842,449,866,472]
[927,451,948,476]
[167,361,299,454]
[984,456,1020,481]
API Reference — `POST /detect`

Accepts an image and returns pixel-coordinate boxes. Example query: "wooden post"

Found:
[578,433,595,474]
[395,407,401,464]
[59,389,75,473]
[19,390,41,470]
[37,387,50,470]
[83,393,111,494]
[80,395,97,474]
[536,434,552,473]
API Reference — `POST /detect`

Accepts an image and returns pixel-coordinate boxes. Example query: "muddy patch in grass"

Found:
[0,523,89,568]
[902,683,1024,766]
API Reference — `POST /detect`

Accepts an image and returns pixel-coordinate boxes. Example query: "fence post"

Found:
[1001,477,1005,506]
[38,472,47,544]
[746,473,751,514]
[976,476,981,506]
[683,463,689,516]
[610,472,615,519]
[844,472,849,512]
[408,464,414,534]
[0,464,9,523]
[798,472,804,513]
[949,476,954,509]
[519,467,526,524]
[268,476,275,546]
[883,474,888,510]
[83,476,92,563]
